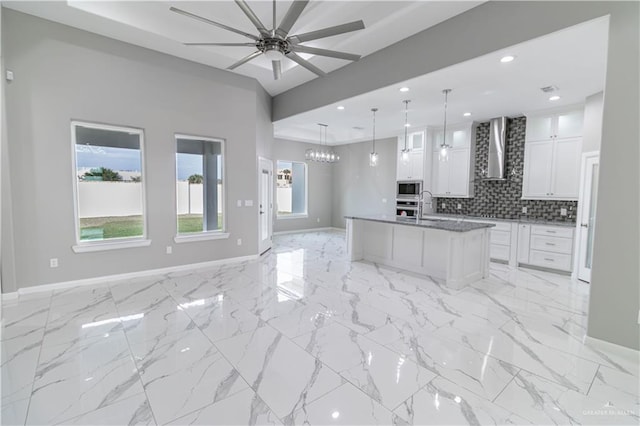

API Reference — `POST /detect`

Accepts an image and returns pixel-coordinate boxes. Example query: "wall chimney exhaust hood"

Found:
[482,117,507,180]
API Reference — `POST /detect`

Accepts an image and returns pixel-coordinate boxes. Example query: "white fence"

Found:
[78,182,221,218]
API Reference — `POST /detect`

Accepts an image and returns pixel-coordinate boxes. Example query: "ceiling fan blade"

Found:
[170,7,259,41]
[227,51,263,70]
[272,60,282,80]
[275,0,309,39]
[234,0,270,37]
[286,51,326,77]
[185,42,256,47]
[272,0,276,33]
[289,20,365,43]
[290,45,361,61]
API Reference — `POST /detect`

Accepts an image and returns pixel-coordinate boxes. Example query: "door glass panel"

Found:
[260,170,270,241]
[585,163,599,268]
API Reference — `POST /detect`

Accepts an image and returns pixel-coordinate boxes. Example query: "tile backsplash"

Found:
[435,117,578,222]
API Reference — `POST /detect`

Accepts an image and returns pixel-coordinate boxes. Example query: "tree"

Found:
[188,174,204,184]
[131,175,142,182]
[83,167,122,181]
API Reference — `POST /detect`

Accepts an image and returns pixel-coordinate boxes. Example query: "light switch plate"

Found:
[237,200,242,207]
[522,207,527,214]
[560,208,567,216]
[244,200,253,207]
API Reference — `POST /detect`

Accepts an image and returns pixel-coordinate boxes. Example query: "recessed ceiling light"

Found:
[337,106,345,110]
[549,95,561,101]
[404,123,411,127]
[399,87,410,92]
[500,55,515,63]
[463,112,472,117]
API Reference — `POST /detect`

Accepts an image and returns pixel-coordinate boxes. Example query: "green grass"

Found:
[80,214,221,240]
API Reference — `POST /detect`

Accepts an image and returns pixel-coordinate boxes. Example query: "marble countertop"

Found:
[423,213,577,228]
[345,215,495,232]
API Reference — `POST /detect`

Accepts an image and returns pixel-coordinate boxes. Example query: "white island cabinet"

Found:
[346,216,493,290]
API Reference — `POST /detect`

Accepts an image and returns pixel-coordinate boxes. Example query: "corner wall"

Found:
[331,137,397,229]
[2,9,271,290]
[272,138,333,233]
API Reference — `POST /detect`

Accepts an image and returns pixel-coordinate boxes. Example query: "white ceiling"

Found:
[3,0,483,95]
[273,16,609,144]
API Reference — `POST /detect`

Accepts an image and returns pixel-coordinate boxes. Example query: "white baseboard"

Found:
[13,254,259,297]
[273,227,345,236]
[1,292,19,301]
[585,335,640,358]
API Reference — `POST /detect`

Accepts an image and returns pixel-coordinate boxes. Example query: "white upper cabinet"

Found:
[523,106,584,200]
[430,122,476,197]
[396,131,425,181]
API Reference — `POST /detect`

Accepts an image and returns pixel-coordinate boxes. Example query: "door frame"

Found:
[573,150,599,282]
[258,157,274,255]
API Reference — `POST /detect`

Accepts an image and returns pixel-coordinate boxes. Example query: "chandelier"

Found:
[305,123,339,163]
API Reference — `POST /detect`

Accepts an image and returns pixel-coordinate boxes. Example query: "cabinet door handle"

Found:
[546,231,556,234]
[581,223,588,228]
[544,258,555,262]
[545,243,556,246]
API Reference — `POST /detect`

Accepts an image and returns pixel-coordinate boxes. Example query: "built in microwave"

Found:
[397,180,422,198]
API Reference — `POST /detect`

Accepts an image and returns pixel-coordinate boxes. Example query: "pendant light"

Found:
[305,123,339,163]
[369,108,379,167]
[439,89,452,162]
[401,100,411,165]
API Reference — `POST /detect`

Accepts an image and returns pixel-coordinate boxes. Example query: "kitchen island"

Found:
[345,215,495,289]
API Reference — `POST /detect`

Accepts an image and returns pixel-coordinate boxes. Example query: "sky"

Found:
[76,146,219,180]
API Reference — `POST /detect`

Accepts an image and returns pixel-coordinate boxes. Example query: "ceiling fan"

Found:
[170,0,365,80]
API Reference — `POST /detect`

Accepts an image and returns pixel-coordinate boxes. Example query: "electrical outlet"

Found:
[457,203,462,210]
[317,218,320,223]
[6,70,14,81]
[49,258,58,268]
[166,246,172,255]
[442,203,446,209]
[237,238,242,246]
[560,208,567,216]
[244,200,253,207]
[522,206,528,214]
[237,200,242,207]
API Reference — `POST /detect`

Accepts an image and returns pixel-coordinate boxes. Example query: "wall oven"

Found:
[396,199,419,218]
[397,180,422,199]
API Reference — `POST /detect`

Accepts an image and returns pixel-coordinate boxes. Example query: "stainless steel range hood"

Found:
[482,117,507,180]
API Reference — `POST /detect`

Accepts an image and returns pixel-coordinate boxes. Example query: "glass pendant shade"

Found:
[439,89,452,163]
[306,124,339,163]
[400,149,410,164]
[401,100,411,165]
[439,145,450,162]
[369,107,379,168]
[369,152,379,167]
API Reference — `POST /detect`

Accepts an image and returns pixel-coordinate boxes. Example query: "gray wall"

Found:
[272,138,333,233]
[2,9,273,290]
[582,92,604,153]
[331,137,397,229]
[272,2,639,350]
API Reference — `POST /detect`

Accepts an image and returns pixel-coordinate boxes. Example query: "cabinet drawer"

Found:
[490,230,511,246]
[490,221,512,232]
[490,244,510,261]
[531,225,574,239]
[530,235,573,255]
[529,249,572,271]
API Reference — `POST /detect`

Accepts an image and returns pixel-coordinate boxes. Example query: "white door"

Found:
[577,154,599,282]
[551,137,582,199]
[522,141,554,198]
[258,157,273,255]
[447,149,470,196]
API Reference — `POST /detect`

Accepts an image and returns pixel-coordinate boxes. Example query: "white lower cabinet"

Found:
[517,224,575,272]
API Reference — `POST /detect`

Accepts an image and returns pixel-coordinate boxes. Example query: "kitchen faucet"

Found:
[418,190,433,218]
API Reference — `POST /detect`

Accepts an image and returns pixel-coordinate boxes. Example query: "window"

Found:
[277,161,307,218]
[72,121,146,247]
[176,135,225,236]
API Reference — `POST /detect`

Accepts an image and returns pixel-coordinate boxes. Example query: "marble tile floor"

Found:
[1,231,638,425]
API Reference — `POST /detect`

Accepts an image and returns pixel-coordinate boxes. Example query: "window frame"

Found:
[70,120,150,253]
[276,160,309,220]
[174,133,229,243]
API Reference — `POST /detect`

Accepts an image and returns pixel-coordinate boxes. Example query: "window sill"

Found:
[174,232,230,243]
[72,239,152,253]
[277,214,309,220]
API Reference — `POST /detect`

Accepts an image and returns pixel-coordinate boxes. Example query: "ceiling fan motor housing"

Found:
[259,38,290,60]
